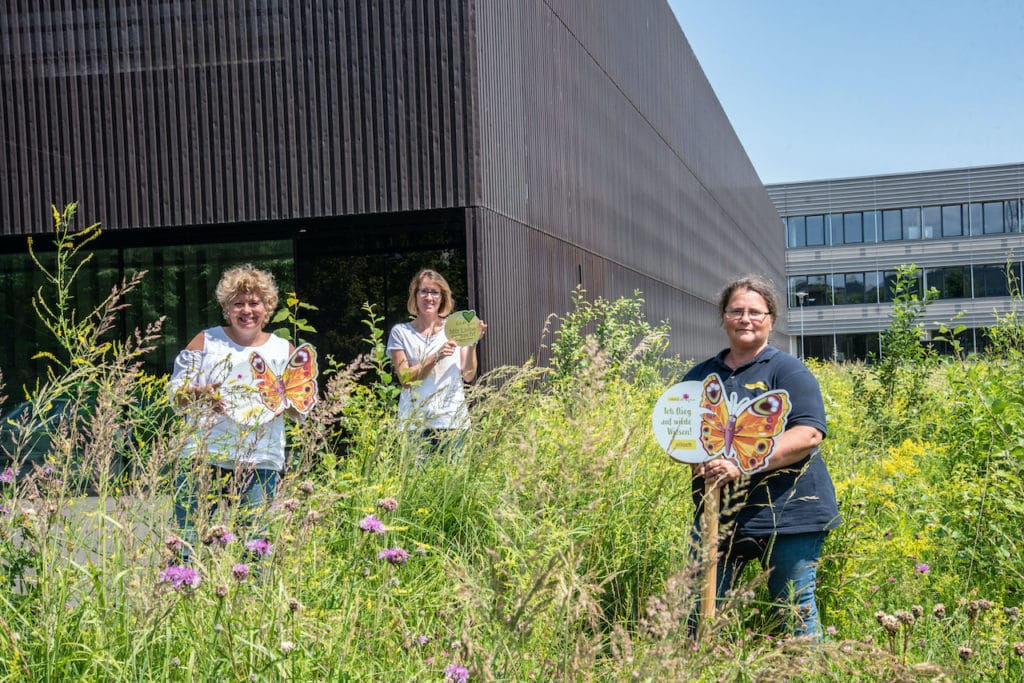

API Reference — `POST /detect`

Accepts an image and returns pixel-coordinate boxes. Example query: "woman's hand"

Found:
[436,340,458,361]
[694,457,741,488]
[179,383,225,414]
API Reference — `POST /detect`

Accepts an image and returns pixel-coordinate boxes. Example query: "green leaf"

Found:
[271,309,290,323]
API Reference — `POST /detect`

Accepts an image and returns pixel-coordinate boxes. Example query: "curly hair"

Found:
[717,275,780,322]
[215,264,279,325]
[406,268,454,317]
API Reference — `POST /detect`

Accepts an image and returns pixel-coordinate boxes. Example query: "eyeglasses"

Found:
[724,309,770,322]
[417,289,442,298]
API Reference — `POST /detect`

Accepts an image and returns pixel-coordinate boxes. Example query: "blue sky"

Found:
[667,1,1024,184]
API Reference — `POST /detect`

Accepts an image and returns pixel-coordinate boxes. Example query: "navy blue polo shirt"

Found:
[684,345,841,536]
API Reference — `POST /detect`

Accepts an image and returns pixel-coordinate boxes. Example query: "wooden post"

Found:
[699,477,720,638]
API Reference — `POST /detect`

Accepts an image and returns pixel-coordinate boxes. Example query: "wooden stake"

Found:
[699,477,720,638]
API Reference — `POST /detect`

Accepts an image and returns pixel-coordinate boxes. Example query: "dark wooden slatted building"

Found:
[0,0,785,392]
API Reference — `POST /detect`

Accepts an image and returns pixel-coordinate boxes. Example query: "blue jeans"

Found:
[694,529,828,639]
[174,465,279,558]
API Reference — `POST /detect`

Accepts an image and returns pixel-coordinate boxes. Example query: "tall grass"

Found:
[1,209,1023,680]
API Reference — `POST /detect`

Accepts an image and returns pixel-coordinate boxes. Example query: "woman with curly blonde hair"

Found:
[168,263,311,561]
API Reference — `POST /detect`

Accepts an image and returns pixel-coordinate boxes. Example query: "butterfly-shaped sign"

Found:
[698,373,790,474]
[444,310,482,346]
[249,343,319,416]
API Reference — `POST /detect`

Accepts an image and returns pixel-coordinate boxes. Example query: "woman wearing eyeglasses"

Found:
[685,275,839,639]
[387,268,486,456]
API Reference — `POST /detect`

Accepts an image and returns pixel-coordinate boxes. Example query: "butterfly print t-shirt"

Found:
[684,345,840,537]
[168,326,291,471]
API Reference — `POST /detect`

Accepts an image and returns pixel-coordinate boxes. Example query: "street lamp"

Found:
[794,291,810,359]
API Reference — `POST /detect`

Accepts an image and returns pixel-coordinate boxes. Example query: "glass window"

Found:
[921,206,941,239]
[805,274,829,305]
[974,264,1010,297]
[969,203,984,235]
[863,271,883,304]
[826,214,843,245]
[926,266,969,299]
[902,207,921,240]
[787,216,806,247]
[1007,200,1021,233]
[984,202,1005,234]
[806,215,825,246]
[788,276,809,307]
[844,272,865,304]
[843,212,863,244]
[883,209,902,241]
[863,211,881,243]
[829,273,847,304]
[880,269,921,302]
[942,204,962,237]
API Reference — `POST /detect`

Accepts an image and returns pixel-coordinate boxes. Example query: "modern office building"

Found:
[769,163,1024,361]
[0,1,784,397]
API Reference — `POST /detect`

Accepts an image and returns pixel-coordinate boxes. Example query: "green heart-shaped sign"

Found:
[444,310,482,346]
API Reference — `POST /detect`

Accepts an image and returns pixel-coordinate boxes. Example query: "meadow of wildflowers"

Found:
[0,207,1023,680]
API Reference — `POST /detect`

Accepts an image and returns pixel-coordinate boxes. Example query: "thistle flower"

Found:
[914,562,930,575]
[0,467,16,484]
[232,563,251,582]
[895,610,915,626]
[1013,642,1024,657]
[288,597,303,612]
[378,547,409,565]
[359,515,386,535]
[245,538,273,557]
[160,565,201,591]
[1005,607,1020,622]
[933,603,946,619]
[203,525,236,548]
[305,510,323,525]
[298,479,315,495]
[879,614,900,635]
[958,646,973,662]
[280,640,295,654]
[911,605,924,619]
[444,663,470,683]
[377,497,398,512]
[282,497,300,512]
[215,584,229,598]
[165,535,185,553]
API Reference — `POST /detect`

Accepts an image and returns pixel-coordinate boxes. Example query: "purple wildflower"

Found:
[377,497,398,512]
[359,514,386,535]
[0,467,15,484]
[246,538,273,557]
[915,562,930,575]
[444,663,470,683]
[203,525,236,547]
[378,547,409,565]
[232,563,251,582]
[160,564,201,591]
[165,535,185,553]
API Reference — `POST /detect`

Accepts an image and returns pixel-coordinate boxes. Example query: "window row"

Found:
[788,262,1023,307]
[785,199,1022,248]
[800,328,999,362]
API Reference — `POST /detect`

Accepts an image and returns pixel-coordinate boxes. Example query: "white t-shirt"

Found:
[386,322,469,431]
[168,326,291,471]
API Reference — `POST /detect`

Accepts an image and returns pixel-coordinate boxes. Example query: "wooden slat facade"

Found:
[1,0,476,232]
[1,0,785,368]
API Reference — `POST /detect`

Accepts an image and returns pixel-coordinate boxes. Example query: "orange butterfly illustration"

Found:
[249,343,319,416]
[699,373,791,473]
